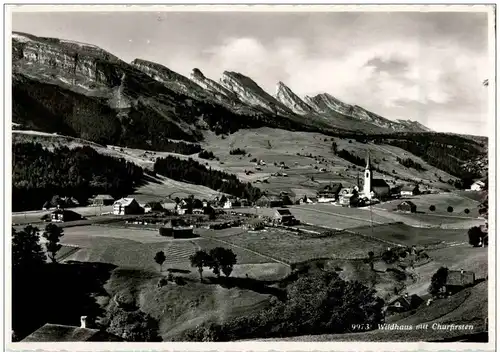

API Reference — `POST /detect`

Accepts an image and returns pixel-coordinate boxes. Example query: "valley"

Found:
[10,29,489,344]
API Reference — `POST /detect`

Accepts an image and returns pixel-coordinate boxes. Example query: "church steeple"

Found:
[364,150,373,199]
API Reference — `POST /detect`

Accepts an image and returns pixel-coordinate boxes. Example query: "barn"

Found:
[371,179,390,200]
[256,195,283,208]
[397,200,417,213]
[318,183,343,203]
[401,185,420,197]
[113,198,144,215]
[274,209,298,225]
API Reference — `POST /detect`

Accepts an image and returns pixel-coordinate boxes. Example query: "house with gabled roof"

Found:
[113,198,144,215]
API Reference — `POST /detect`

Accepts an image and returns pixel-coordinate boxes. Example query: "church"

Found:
[362,152,390,200]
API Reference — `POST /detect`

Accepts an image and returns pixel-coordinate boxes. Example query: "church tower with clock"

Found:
[363,152,373,199]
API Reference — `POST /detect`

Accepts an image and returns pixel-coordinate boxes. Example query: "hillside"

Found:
[13,126,487,205]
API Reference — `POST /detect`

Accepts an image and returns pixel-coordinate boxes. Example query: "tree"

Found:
[464,208,470,215]
[428,267,448,296]
[429,205,436,212]
[42,223,64,263]
[447,206,454,213]
[367,251,375,271]
[106,306,162,342]
[208,247,238,278]
[468,226,486,247]
[190,250,211,281]
[12,226,46,270]
[154,251,166,272]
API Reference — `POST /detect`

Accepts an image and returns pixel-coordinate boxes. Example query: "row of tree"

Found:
[154,156,262,201]
[13,142,144,211]
[396,157,426,171]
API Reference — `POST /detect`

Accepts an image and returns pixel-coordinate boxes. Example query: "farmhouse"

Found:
[339,192,359,207]
[390,185,402,198]
[318,183,342,203]
[387,293,424,313]
[21,317,122,342]
[274,209,298,225]
[91,194,115,206]
[470,180,486,191]
[161,199,177,211]
[397,200,417,213]
[401,184,420,197]
[144,201,164,213]
[50,209,83,223]
[256,195,283,208]
[113,198,144,215]
[444,270,476,294]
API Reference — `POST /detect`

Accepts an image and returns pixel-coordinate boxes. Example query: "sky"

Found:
[12,9,492,136]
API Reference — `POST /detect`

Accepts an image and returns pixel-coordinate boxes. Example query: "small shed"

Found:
[113,198,144,215]
[51,209,83,223]
[274,209,297,225]
[160,219,195,239]
[397,200,417,213]
[92,194,115,206]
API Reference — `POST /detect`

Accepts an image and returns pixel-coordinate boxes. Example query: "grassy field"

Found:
[104,267,273,340]
[61,225,274,271]
[377,193,481,216]
[216,228,389,264]
[288,204,396,229]
[129,174,225,202]
[350,223,467,247]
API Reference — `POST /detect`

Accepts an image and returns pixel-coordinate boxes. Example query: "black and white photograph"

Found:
[4,4,495,347]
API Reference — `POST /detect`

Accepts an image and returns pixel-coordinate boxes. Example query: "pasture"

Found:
[377,193,480,216]
[215,228,389,264]
[350,223,467,247]
[61,225,274,272]
[288,204,395,229]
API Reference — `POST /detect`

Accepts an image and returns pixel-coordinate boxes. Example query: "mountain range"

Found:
[12,31,433,151]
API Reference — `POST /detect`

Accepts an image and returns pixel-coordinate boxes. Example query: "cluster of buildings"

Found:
[311,153,423,208]
[386,269,476,314]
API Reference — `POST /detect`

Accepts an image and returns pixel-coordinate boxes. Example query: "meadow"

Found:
[215,228,389,264]
[350,223,467,246]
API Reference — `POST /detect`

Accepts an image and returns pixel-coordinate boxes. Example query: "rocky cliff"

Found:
[219,71,294,116]
[275,81,314,115]
[12,31,434,147]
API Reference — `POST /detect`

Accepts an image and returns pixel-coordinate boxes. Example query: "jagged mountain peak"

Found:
[219,71,294,116]
[192,68,205,79]
[275,81,314,115]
